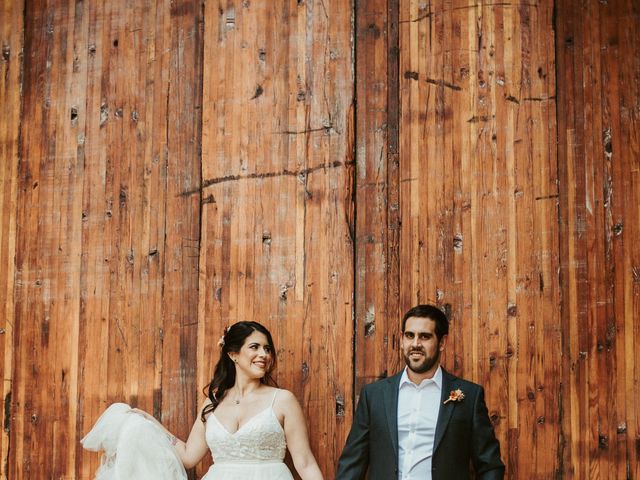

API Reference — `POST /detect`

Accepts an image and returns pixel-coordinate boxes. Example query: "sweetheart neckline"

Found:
[210,407,284,437]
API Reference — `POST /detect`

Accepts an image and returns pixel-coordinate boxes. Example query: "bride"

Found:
[82,321,324,480]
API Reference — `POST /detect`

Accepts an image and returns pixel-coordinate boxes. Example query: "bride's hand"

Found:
[128,408,178,445]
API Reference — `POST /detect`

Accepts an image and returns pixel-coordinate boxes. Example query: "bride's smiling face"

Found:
[229,330,274,379]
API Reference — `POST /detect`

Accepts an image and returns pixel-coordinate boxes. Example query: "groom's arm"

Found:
[470,386,505,480]
[336,386,371,480]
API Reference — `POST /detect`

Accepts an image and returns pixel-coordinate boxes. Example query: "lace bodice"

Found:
[206,392,286,464]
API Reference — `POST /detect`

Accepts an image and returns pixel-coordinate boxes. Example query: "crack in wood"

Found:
[402,3,538,23]
[523,96,556,102]
[425,77,462,91]
[277,124,334,135]
[467,115,493,123]
[179,160,354,196]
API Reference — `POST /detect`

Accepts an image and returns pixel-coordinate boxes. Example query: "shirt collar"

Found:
[399,365,443,390]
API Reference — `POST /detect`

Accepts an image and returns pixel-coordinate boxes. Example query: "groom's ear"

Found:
[438,334,448,352]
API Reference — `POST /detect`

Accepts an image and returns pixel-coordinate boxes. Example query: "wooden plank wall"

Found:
[6,0,202,478]
[556,0,640,478]
[355,0,403,393]
[1,0,639,479]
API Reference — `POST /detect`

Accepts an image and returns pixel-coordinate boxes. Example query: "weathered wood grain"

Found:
[8,0,201,478]
[557,0,640,478]
[11,2,84,476]
[199,1,354,477]
[354,0,397,395]
[0,0,23,476]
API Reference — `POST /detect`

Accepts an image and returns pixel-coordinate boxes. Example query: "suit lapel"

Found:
[384,373,402,459]
[433,369,458,452]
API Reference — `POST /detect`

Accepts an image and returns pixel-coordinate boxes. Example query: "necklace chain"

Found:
[233,388,250,405]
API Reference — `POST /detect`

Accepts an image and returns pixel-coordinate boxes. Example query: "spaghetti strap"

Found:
[270,388,279,408]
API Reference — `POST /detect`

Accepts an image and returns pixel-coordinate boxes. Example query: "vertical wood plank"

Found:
[354,0,394,393]
[75,1,114,476]
[11,1,85,476]
[158,0,202,459]
[0,0,23,476]
[199,1,354,476]
[557,0,640,477]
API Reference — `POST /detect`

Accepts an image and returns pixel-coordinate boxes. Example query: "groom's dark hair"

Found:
[402,304,449,340]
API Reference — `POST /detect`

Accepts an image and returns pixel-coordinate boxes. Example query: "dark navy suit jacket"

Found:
[336,368,504,479]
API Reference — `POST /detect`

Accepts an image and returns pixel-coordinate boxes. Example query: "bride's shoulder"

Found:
[199,397,213,417]
[272,388,299,406]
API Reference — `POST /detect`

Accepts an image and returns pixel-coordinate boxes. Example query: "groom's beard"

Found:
[403,347,440,374]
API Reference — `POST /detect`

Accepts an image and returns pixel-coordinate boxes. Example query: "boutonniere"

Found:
[443,388,465,404]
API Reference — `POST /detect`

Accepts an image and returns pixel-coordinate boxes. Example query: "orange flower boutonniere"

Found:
[443,388,465,405]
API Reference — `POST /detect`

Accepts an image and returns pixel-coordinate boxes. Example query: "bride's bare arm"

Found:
[279,390,324,480]
[131,401,210,469]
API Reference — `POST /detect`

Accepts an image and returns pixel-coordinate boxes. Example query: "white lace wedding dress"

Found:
[82,391,293,480]
[202,390,293,479]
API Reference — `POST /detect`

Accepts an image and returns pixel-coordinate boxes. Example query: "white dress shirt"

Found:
[397,366,442,480]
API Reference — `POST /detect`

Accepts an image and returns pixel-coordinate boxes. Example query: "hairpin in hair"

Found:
[217,325,230,347]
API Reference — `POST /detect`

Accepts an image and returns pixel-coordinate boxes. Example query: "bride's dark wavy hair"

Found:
[201,321,278,421]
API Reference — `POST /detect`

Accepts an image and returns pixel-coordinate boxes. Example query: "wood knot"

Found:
[488,353,497,367]
[598,434,608,449]
[613,223,623,236]
[366,23,381,38]
[453,234,463,252]
[335,394,345,417]
[490,412,500,425]
[100,102,109,127]
[251,85,264,100]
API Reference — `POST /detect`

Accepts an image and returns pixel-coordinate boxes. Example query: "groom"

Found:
[336,304,504,479]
